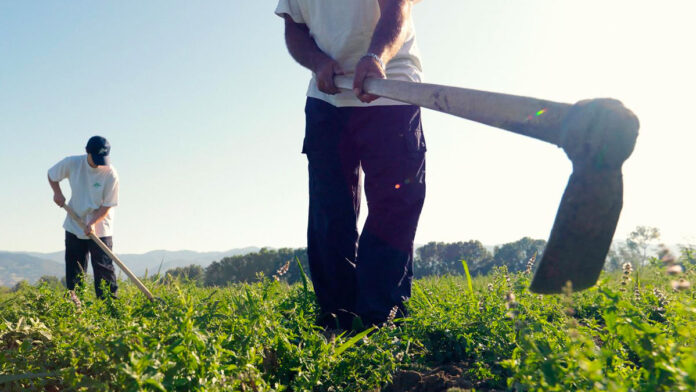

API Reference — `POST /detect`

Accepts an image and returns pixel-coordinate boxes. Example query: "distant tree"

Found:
[604,243,640,272]
[681,244,696,265]
[604,245,623,272]
[603,226,662,271]
[415,240,492,277]
[204,248,309,286]
[37,275,64,289]
[626,226,661,266]
[617,243,642,269]
[12,280,30,292]
[166,265,205,285]
[416,242,446,276]
[478,237,546,274]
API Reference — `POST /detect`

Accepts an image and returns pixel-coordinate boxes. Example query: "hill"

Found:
[0,247,260,286]
[0,252,63,286]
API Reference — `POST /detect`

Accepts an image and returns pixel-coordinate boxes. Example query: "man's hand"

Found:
[49,175,65,207]
[83,206,111,237]
[353,0,411,103]
[53,193,66,207]
[353,55,386,103]
[315,57,344,95]
[283,14,344,95]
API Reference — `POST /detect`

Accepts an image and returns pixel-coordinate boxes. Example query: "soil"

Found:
[382,362,505,392]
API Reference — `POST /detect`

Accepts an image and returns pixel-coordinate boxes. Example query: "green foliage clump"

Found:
[204,248,310,287]
[164,265,205,285]
[1,260,695,391]
[416,240,493,277]
[415,237,546,278]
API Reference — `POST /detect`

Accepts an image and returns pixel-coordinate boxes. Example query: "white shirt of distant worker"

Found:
[47,136,120,299]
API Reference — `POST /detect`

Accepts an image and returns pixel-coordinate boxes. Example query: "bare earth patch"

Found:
[382,362,505,392]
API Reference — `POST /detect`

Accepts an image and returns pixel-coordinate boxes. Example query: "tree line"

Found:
[165,237,548,287]
[19,226,692,290]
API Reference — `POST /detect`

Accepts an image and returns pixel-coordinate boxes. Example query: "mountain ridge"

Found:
[0,247,262,286]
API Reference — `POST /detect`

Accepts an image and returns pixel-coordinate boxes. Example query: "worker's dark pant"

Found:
[65,231,118,299]
[304,97,426,328]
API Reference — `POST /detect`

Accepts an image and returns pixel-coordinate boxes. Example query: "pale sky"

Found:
[1,1,694,254]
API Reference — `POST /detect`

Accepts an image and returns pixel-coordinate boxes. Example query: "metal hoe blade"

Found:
[530,169,623,293]
[530,99,639,293]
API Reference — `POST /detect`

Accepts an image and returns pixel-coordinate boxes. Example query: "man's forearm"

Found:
[368,0,411,64]
[283,15,332,73]
[87,206,111,227]
[48,175,62,196]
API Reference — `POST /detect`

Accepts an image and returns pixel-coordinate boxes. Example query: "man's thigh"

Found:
[357,105,426,207]
[88,237,115,272]
[355,104,426,160]
[304,98,361,210]
[65,231,89,265]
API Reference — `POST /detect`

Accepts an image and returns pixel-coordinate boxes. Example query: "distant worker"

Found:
[276,0,426,329]
[48,136,120,299]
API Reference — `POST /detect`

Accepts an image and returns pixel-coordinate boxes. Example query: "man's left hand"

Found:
[84,222,94,236]
[353,55,386,103]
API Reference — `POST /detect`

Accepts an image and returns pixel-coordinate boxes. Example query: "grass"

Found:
[1,261,695,391]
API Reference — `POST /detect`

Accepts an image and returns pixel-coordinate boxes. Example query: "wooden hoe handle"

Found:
[62,205,155,301]
[334,75,572,146]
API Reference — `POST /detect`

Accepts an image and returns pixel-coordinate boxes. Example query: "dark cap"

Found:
[85,136,111,166]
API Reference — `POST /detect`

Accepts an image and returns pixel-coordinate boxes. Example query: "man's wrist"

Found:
[310,52,332,73]
[363,52,385,70]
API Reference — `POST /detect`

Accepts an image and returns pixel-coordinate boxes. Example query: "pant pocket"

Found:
[404,107,426,153]
[303,98,341,154]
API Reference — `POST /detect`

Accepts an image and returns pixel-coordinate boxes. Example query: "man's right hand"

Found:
[283,14,344,95]
[53,193,66,207]
[315,57,344,95]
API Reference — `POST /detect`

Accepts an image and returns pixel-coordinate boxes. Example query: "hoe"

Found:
[63,204,156,301]
[335,76,639,293]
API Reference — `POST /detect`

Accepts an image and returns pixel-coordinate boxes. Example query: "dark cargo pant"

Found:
[65,231,118,299]
[304,97,426,328]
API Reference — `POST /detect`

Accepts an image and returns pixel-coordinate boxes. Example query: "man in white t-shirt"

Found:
[48,136,120,299]
[276,0,426,329]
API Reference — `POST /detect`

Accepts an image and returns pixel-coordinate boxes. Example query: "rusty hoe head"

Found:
[530,99,640,293]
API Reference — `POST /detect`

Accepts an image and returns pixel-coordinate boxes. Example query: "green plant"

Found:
[0,262,694,391]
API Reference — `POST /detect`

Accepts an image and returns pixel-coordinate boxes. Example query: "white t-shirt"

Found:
[275,0,423,107]
[48,155,119,239]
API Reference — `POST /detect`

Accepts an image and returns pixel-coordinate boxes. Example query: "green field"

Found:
[1,262,695,391]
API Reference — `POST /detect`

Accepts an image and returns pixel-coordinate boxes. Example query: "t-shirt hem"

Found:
[308,94,410,108]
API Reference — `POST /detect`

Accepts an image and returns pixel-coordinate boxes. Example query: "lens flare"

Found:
[526,108,548,121]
